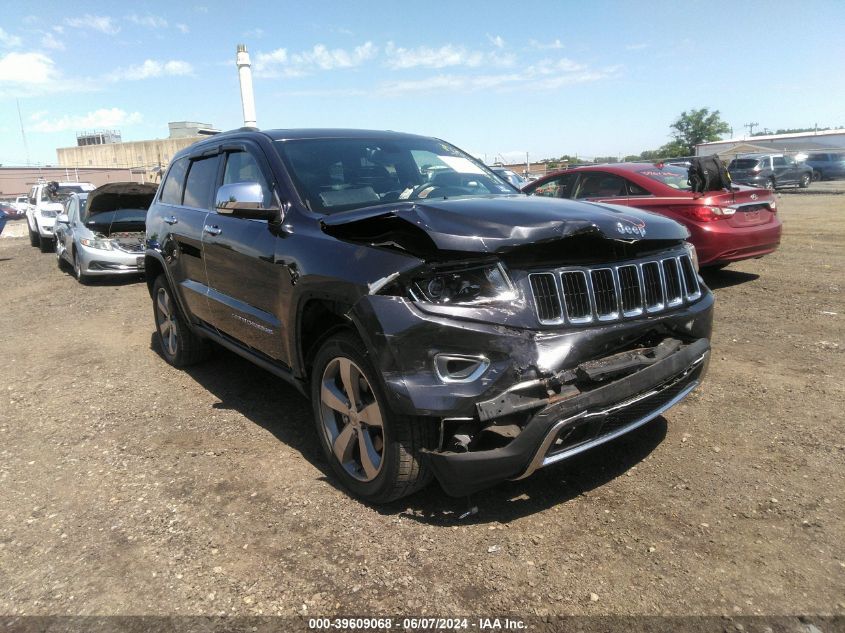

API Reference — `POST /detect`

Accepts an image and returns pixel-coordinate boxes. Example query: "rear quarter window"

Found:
[160,157,189,205]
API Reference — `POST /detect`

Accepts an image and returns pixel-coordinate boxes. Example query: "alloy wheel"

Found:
[318,357,385,482]
[156,287,179,358]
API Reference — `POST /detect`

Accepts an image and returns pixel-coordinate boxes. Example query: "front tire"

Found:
[28,220,39,247]
[72,250,90,284]
[152,274,209,367]
[311,332,436,503]
[765,177,776,191]
[799,173,811,188]
[39,234,53,253]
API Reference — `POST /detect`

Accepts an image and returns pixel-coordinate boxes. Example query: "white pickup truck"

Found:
[26,181,95,252]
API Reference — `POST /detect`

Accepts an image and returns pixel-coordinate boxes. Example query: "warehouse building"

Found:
[696,128,845,157]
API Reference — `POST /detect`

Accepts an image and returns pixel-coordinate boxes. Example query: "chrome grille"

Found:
[530,252,702,325]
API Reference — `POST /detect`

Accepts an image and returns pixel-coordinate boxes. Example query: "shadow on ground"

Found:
[701,268,759,289]
[150,333,667,524]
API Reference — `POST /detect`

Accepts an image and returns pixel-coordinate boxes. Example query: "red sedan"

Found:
[522,163,782,268]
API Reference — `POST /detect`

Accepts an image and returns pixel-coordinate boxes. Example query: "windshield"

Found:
[637,165,692,191]
[274,137,517,213]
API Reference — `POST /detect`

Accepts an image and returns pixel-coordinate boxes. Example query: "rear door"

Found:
[201,142,287,362]
[772,156,795,184]
[157,154,216,324]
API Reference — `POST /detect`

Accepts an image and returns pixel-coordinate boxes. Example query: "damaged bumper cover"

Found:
[424,337,710,497]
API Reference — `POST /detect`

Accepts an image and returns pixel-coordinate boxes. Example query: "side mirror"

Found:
[56,213,69,224]
[215,182,282,223]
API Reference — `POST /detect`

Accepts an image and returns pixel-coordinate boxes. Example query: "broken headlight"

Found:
[409,263,517,306]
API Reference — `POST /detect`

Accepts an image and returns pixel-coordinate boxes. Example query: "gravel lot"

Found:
[1,194,843,624]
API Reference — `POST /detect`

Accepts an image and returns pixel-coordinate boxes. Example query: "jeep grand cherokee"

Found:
[144,128,713,503]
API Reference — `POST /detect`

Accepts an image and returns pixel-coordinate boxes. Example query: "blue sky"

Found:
[1,0,844,166]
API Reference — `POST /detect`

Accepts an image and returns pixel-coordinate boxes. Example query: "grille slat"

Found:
[529,273,562,323]
[679,254,701,299]
[528,250,703,325]
[641,261,664,310]
[560,271,591,322]
[590,268,618,318]
[618,265,643,315]
[662,258,683,305]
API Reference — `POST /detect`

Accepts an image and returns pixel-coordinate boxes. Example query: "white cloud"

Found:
[0,51,57,84]
[244,28,265,39]
[385,42,484,69]
[255,42,377,77]
[530,38,565,50]
[29,108,142,133]
[487,34,505,49]
[176,23,190,34]
[65,15,120,35]
[378,59,615,96]
[108,59,194,81]
[626,42,650,51]
[127,14,169,29]
[41,32,66,51]
[0,27,22,48]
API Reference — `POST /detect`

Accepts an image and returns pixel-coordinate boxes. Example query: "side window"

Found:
[29,186,37,205]
[626,180,651,196]
[533,173,578,198]
[222,150,272,207]
[575,173,626,198]
[160,157,189,205]
[183,155,220,210]
[773,156,786,167]
[40,187,50,202]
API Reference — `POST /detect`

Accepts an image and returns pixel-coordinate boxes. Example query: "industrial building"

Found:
[55,121,220,174]
[696,128,845,157]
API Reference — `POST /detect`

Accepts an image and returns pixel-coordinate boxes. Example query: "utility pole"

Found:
[743,122,759,137]
[16,99,30,166]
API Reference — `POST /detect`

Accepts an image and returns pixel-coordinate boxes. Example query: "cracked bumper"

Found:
[424,338,709,496]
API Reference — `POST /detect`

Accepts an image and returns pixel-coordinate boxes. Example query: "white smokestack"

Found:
[236,44,257,128]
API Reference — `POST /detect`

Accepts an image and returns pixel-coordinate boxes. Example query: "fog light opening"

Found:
[434,354,490,383]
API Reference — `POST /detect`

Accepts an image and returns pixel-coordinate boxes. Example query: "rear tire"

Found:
[39,235,53,253]
[799,173,811,188]
[812,170,822,182]
[310,331,436,503]
[28,221,39,247]
[152,274,209,367]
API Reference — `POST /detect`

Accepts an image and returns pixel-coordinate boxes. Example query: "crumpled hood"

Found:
[321,194,689,254]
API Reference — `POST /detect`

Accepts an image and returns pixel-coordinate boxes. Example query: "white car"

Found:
[26,181,95,252]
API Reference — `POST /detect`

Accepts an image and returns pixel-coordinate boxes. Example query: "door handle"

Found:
[203,225,222,236]
[164,216,178,225]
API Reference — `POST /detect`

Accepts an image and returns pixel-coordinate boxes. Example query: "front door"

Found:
[202,145,287,362]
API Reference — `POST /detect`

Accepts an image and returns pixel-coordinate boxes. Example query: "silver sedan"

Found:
[55,182,158,284]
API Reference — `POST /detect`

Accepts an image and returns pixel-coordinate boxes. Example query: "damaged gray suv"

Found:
[145,129,713,503]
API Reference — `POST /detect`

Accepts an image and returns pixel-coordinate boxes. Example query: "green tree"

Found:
[670,108,731,155]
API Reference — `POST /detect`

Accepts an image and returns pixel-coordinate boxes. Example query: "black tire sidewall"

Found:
[310,333,400,501]
[152,275,181,365]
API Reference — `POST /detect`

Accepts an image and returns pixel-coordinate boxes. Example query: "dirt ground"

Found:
[0,194,843,623]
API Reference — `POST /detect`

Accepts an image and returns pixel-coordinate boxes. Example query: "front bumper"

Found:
[424,338,709,496]
[76,242,145,276]
[37,216,56,238]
